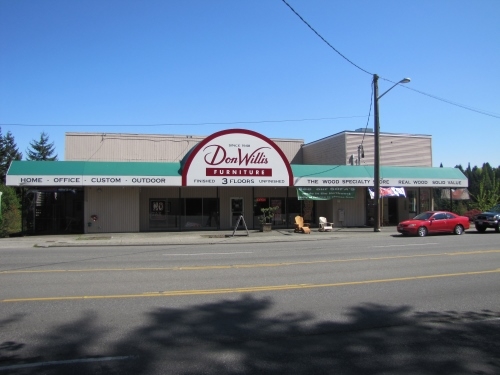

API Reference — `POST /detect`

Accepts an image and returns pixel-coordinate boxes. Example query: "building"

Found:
[6,129,468,235]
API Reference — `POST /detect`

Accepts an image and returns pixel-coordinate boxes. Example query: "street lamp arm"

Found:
[372,74,410,232]
[377,78,411,100]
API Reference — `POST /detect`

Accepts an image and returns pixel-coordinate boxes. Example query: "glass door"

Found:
[230,197,244,228]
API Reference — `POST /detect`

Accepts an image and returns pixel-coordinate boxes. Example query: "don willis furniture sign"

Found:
[182,129,293,186]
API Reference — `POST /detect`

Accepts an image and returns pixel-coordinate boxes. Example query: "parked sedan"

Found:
[397,211,470,237]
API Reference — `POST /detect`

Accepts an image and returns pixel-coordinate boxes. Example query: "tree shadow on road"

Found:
[2,298,500,374]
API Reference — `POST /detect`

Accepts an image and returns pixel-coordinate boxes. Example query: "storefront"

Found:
[6,129,468,235]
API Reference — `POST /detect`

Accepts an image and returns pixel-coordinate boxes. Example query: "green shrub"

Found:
[0,185,22,237]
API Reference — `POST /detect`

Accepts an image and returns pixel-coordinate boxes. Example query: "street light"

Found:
[373,74,410,232]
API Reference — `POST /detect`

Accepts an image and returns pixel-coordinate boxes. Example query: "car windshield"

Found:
[413,212,434,220]
[487,204,500,213]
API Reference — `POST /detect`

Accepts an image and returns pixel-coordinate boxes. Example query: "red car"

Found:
[397,211,470,237]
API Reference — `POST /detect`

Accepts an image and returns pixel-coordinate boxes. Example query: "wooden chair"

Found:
[294,215,311,234]
[319,217,334,232]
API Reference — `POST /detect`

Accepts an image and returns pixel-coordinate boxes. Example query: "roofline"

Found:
[303,130,431,147]
[65,132,303,143]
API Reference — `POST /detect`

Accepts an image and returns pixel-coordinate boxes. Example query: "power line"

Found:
[0,115,367,127]
[360,79,374,147]
[282,1,500,120]
[404,86,500,119]
[378,77,500,119]
[3,3,497,131]
[281,0,372,76]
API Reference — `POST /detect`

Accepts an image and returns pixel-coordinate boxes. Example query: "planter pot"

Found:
[260,223,272,232]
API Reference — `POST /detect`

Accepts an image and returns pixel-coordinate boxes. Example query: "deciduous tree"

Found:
[470,175,500,212]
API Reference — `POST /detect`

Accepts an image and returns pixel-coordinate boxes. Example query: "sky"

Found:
[1,0,499,169]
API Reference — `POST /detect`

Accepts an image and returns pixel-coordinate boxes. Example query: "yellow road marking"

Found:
[1,249,499,275]
[3,268,499,303]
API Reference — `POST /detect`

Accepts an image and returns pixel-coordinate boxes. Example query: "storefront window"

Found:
[253,198,268,227]
[303,200,315,225]
[285,199,316,227]
[270,198,285,227]
[253,197,268,215]
[253,197,287,228]
[149,198,180,230]
[419,189,431,212]
[151,198,219,231]
[407,190,417,214]
[149,199,167,230]
[182,198,203,230]
[203,198,219,228]
[287,198,301,227]
[23,188,84,235]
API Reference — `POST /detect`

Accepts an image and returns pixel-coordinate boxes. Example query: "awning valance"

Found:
[6,161,182,187]
[292,165,468,188]
[6,161,468,188]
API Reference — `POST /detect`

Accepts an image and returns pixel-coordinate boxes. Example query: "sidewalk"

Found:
[0,226,392,248]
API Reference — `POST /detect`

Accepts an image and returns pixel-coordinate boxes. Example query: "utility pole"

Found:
[373,74,381,232]
[372,74,411,232]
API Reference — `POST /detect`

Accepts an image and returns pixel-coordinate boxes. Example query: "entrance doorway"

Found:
[387,197,399,225]
[230,197,244,227]
[23,188,84,234]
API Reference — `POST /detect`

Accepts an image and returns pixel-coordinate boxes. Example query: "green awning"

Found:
[6,161,182,187]
[6,161,468,188]
[292,165,468,188]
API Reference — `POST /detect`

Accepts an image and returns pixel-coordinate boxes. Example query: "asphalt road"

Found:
[1,231,499,374]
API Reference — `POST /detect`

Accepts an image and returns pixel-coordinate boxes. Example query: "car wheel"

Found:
[453,225,464,235]
[476,225,487,233]
[417,226,427,237]
[495,225,500,233]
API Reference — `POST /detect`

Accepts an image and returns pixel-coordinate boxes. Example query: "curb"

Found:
[2,227,397,249]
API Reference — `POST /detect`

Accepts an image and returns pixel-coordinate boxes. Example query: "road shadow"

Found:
[463,230,499,235]
[2,298,500,374]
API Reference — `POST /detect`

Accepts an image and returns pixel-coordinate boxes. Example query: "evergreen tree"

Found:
[0,130,22,184]
[26,132,58,161]
[469,166,481,205]
[0,127,4,175]
[482,162,494,191]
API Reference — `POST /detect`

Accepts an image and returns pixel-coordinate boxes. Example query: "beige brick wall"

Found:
[65,132,303,163]
[303,131,432,167]
[302,133,346,164]
[66,131,430,167]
